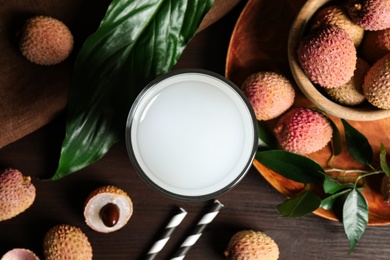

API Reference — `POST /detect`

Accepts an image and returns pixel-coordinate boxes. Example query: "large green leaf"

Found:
[255,150,324,183]
[329,117,342,157]
[277,190,321,217]
[343,188,368,254]
[320,188,351,210]
[257,121,278,151]
[341,119,373,166]
[51,0,214,179]
[323,175,354,195]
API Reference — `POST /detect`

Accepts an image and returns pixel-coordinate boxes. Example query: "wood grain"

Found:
[2,1,390,259]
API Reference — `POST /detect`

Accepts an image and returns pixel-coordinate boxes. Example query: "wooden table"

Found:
[1,2,390,259]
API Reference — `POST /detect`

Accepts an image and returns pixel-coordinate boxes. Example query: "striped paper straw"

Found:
[170,199,224,260]
[145,207,187,260]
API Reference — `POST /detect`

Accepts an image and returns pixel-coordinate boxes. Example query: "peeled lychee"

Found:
[274,107,333,155]
[224,230,279,260]
[311,5,365,47]
[43,224,92,260]
[325,58,370,106]
[1,248,39,260]
[362,53,390,109]
[19,16,74,65]
[84,185,133,233]
[297,24,357,89]
[241,71,295,121]
[0,168,36,221]
[347,0,390,31]
[360,28,390,64]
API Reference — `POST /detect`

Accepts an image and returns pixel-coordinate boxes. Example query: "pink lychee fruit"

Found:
[360,28,390,64]
[274,107,333,155]
[241,71,295,121]
[347,0,390,31]
[297,25,357,89]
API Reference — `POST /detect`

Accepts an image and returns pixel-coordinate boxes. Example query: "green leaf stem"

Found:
[52,0,214,179]
[341,119,373,166]
[255,150,324,183]
[277,190,321,217]
[343,188,368,254]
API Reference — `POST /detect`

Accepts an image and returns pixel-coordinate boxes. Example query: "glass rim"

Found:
[125,68,258,201]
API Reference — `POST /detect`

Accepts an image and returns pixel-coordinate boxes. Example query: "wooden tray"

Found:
[225,0,390,225]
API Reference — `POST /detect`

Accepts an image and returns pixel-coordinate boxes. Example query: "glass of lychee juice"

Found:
[125,69,258,201]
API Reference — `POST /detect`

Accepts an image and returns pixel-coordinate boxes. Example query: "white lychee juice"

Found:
[126,70,257,200]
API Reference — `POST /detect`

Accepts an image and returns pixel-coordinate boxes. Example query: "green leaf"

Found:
[341,119,373,166]
[51,0,214,179]
[320,188,351,210]
[277,190,321,217]
[329,118,342,156]
[257,121,278,151]
[323,175,355,194]
[380,143,390,176]
[255,150,324,183]
[343,188,368,254]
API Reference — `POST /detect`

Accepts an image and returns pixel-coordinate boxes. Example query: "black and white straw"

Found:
[170,199,224,260]
[145,207,187,260]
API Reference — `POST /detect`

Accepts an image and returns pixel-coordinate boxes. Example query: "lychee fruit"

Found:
[224,230,279,260]
[362,53,390,109]
[311,5,365,47]
[43,224,92,260]
[19,16,74,65]
[325,58,370,106]
[0,168,36,221]
[297,24,357,89]
[274,107,333,155]
[1,248,39,260]
[84,185,133,233]
[241,71,295,121]
[360,28,390,64]
[347,0,390,31]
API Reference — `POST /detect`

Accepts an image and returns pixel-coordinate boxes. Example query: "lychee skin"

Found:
[84,185,133,233]
[347,0,390,31]
[0,168,36,221]
[274,107,333,155]
[241,71,295,121]
[363,54,390,109]
[361,28,390,64]
[297,25,357,89]
[19,16,74,65]
[43,224,93,260]
[311,5,365,47]
[224,230,279,260]
[1,248,39,260]
[325,58,369,106]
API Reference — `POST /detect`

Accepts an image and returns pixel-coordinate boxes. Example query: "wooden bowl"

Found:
[288,0,390,121]
[226,0,390,225]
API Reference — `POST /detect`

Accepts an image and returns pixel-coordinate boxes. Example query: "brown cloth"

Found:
[0,0,241,148]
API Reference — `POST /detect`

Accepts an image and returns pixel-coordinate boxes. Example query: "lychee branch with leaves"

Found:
[255,116,390,254]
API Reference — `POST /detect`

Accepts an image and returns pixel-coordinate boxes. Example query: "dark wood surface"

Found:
[2,1,390,260]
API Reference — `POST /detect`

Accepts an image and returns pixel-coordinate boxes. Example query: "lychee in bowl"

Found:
[288,0,390,121]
